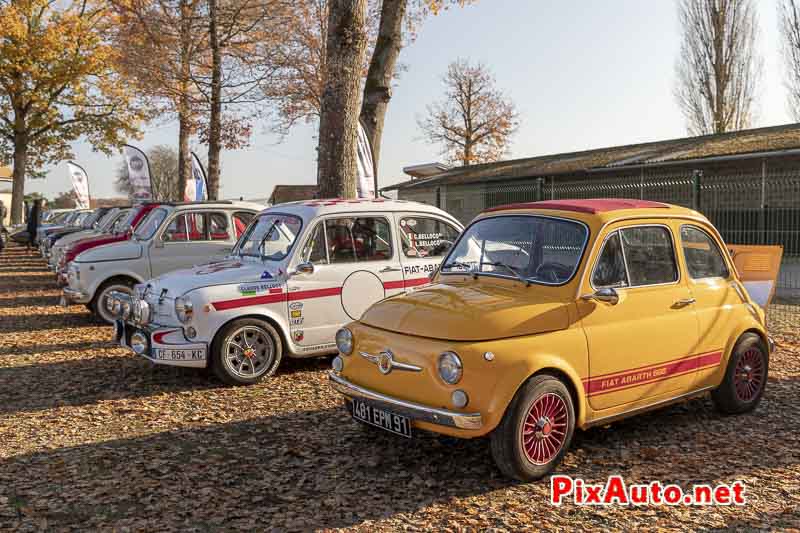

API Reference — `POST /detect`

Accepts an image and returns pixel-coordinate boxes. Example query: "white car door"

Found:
[150,211,235,277]
[287,215,404,348]
[394,213,462,287]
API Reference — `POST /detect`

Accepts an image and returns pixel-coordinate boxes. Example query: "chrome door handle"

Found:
[674,298,696,307]
[379,266,402,273]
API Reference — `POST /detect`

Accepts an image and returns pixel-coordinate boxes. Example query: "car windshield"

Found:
[81,210,103,229]
[108,209,130,233]
[117,207,143,233]
[236,213,302,261]
[133,207,168,240]
[71,212,91,227]
[440,215,589,285]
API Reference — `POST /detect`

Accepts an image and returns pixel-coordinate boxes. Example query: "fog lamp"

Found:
[130,331,148,355]
[332,356,344,372]
[185,326,198,339]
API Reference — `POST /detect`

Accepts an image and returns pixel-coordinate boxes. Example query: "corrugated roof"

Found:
[384,123,800,191]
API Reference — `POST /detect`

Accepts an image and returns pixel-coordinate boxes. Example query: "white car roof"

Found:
[263,198,462,227]
[167,201,266,212]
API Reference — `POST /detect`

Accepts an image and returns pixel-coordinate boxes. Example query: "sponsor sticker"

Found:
[290,318,304,326]
[289,301,303,311]
[403,264,436,275]
[260,270,273,280]
[237,282,281,296]
[290,309,302,319]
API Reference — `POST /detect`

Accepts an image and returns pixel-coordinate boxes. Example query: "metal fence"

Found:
[418,165,800,333]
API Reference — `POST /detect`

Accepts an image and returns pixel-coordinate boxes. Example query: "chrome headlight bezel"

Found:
[335,328,353,355]
[438,351,463,385]
[175,296,193,323]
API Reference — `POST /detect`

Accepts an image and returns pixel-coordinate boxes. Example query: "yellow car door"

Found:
[579,222,701,411]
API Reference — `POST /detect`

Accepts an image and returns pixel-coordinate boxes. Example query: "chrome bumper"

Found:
[62,287,89,304]
[329,372,483,430]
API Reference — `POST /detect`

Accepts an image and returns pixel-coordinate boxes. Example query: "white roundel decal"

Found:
[341,270,386,320]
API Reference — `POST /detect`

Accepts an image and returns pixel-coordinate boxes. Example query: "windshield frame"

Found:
[439,213,591,287]
[234,211,303,262]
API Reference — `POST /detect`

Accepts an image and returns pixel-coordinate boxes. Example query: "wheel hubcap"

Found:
[224,326,274,379]
[734,348,764,402]
[522,393,568,465]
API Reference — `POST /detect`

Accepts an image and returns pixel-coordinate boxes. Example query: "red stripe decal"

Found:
[153,329,179,344]
[212,292,287,311]
[382,278,429,291]
[383,280,405,290]
[584,350,722,396]
[404,277,430,288]
[287,287,342,301]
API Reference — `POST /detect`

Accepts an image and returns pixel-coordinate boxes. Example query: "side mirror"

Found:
[293,261,314,276]
[581,287,619,305]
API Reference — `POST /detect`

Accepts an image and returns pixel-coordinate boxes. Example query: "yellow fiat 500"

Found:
[329,199,773,481]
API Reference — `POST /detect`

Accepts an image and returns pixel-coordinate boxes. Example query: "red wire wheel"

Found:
[521,393,569,465]
[734,348,765,402]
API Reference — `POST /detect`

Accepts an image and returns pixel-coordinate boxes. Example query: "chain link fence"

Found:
[413,164,799,332]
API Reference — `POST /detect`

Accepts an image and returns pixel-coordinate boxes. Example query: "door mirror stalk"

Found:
[292,261,314,276]
[581,287,619,305]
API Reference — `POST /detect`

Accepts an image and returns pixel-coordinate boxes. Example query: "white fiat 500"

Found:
[63,200,263,322]
[109,198,463,385]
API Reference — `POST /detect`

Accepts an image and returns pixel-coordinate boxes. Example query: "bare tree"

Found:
[675,0,762,136]
[417,59,518,167]
[779,0,800,120]
[316,0,368,198]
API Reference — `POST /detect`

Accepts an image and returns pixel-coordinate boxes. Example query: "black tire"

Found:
[490,374,575,481]
[91,277,135,323]
[211,318,283,386]
[711,333,769,415]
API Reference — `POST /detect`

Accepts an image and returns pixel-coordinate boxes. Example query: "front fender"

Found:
[479,327,589,433]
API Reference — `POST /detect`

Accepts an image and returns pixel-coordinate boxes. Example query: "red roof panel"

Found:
[482,199,672,215]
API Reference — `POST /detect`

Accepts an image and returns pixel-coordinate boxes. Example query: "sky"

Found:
[27,0,795,201]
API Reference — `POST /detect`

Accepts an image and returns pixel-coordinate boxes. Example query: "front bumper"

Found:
[329,372,483,430]
[115,320,208,368]
[62,287,90,305]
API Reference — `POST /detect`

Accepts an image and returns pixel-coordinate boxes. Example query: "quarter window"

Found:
[681,225,729,279]
[592,232,628,288]
[620,226,678,286]
[233,212,254,238]
[398,217,460,258]
[324,217,393,264]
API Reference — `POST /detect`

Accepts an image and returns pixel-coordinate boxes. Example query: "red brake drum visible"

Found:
[341,270,386,320]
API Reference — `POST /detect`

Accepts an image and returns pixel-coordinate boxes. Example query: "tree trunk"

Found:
[360,0,407,196]
[10,133,28,225]
[177,0,193,200]
[206,0,222,200]
[317,0,368,199]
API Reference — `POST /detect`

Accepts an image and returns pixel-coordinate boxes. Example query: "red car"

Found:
[56,203,162,286]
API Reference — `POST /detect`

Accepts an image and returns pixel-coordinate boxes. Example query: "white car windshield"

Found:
[133,207,168,240]
[236,213,302,261]
[440,215,588,285]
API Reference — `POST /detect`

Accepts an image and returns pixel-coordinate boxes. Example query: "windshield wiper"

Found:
[482,261,531,286]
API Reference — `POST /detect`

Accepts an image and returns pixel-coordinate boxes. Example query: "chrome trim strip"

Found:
[584,386,714,428]
[358,350,422,373]
[329,372,482,430]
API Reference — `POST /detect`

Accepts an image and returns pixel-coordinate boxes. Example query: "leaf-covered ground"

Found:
[0,243,798,531]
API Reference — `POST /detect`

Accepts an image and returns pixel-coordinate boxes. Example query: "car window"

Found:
[398,216,460,258]
[681,225,729,279]
[325,217,392,264]
[163,214,189,242]
[185,213,208,241]
[620,226,678,286]
[237,213,302,261]
[302,223,329,264]
[233,212,254,239]
[592,232,628,288]
[208,213,231,241]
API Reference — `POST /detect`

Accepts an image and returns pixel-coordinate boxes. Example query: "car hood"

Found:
[360,279,573,341]
[55,229,97,248]
[145,257,287,298]
[76,240,142,263]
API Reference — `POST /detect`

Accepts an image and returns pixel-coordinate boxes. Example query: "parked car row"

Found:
[42,198,772,482]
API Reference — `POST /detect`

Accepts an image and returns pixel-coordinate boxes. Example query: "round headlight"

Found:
[121,300,132,319]
[335,328,353,355]
[130,331,148,354]
[438,351,463,384]
[175,296,193,323]
[332,355,344,372]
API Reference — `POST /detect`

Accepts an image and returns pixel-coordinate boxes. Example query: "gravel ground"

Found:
[0,243,798,531]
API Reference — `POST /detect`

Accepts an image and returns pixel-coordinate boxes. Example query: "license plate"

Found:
[351,399,411,438]
[150,348,206,361]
